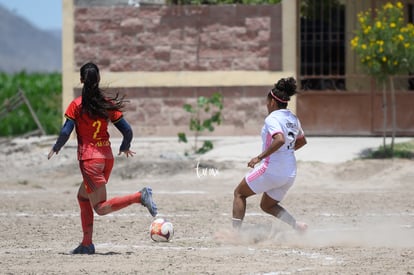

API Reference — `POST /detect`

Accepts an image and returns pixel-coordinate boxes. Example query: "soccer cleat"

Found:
[140,187,158,217]
[71,243,95,255]
[294,221,308,233]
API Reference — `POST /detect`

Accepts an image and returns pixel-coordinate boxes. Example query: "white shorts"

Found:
[245,165,295,201]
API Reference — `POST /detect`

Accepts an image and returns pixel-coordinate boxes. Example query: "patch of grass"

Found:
[362,139,414,159]
[0,72,62,136]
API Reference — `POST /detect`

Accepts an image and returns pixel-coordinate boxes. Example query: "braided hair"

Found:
[267,77,297,109]
[80,62,126,119]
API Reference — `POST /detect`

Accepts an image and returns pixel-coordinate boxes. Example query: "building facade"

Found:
[62,0,414,136]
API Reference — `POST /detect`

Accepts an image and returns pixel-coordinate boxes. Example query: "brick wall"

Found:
[72,3,286,136]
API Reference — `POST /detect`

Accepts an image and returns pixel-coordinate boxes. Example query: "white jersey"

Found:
[260,109,304,176]
[245,109,304,201]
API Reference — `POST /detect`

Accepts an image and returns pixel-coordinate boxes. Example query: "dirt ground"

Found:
[0,136,413,275]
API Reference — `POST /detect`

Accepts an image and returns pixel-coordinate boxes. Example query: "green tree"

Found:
[350,2,414,155]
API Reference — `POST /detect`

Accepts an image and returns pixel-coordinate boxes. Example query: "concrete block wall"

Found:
[63,1,298,136]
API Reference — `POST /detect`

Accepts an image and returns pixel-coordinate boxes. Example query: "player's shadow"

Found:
[59,251,123,256]
[95,251,123,256]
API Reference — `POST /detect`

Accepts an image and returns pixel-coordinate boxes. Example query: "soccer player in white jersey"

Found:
[232,77,308,233]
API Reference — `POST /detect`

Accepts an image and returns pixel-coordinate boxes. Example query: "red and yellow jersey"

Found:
[65,96,123,160]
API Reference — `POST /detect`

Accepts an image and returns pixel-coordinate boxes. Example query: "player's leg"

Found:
[260,192,307,232]
[260,192,295,227]
[72,183,95,255]
[84,158,157,216]
[88,185,141,215]
[232,177,255,229]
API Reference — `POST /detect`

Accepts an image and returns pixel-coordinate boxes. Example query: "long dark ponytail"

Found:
[80,62,126,119]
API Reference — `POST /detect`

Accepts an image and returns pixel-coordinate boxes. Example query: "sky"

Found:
[0,0,62,30]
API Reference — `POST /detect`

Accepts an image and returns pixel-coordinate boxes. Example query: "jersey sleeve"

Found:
[64,98,80,120]
[109,109,123,123]
[104,98,124,122]
[265,115,283,137]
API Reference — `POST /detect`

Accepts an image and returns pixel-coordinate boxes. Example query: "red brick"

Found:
[169,88,195,98]
[72,5,284,135]
[244,86,269,97]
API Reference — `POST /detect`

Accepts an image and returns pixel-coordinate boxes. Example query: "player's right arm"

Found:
[48,118,75,159]
[294,119,307,151]
[294,136,307,151]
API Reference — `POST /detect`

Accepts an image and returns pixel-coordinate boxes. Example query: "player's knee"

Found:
[260,201,276,214]
[93,205,107,216]
[94,208,105,216]
[233,187,243,199]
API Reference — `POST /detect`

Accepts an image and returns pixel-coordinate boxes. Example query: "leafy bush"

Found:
[0,72,62,136]
[178,92,223,154]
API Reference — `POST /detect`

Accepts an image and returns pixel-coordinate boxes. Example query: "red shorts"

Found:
[79,158,114,194]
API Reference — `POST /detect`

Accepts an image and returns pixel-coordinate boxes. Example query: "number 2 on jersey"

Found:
[287,132,295,149]
[92,120,102,140]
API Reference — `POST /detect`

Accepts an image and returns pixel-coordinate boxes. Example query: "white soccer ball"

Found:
[150,218,174,242]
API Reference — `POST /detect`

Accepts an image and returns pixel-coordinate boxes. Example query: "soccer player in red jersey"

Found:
[48,62,157,254]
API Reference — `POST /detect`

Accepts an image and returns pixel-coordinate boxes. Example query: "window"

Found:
[300,0,346,91]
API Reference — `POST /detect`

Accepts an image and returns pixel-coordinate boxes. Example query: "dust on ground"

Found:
[0,136,413,274]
